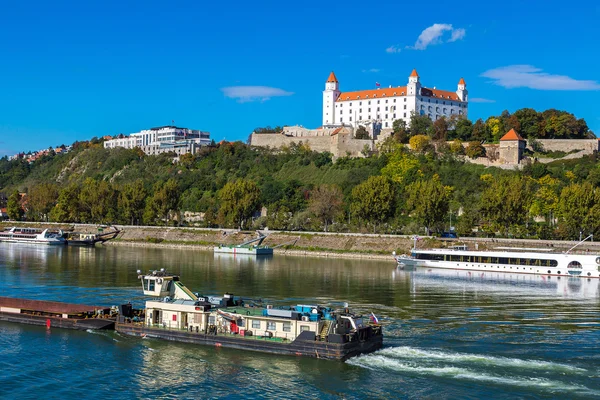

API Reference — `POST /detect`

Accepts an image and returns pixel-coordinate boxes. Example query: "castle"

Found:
[323,69,469,131]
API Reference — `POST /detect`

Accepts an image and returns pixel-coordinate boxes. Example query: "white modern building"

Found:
[323,70,468,130]
[104,126,211,156]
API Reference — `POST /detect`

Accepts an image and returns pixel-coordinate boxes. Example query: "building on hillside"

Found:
[104,126,211,156]
[498,128,526,164]
[323,70,468,135]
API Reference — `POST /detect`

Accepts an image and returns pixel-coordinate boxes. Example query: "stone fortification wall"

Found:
[532,139,599,154]
[335,133,373,156]
[250,133,332,154]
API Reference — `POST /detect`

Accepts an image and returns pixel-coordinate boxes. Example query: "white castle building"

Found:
[104,125,211,156]
[323,70,468,130]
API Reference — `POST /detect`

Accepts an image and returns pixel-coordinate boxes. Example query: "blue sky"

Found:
[1,0,599,156]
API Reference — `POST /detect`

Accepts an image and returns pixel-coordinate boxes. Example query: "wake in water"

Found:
[347,346,598,396]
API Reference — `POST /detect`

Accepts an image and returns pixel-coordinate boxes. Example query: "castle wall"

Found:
[250,133,332,154]
[532,139,599,154]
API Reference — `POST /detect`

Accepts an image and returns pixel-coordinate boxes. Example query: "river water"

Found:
[0,244,599,399]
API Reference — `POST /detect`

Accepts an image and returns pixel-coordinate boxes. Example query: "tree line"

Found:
[0,108,598,240]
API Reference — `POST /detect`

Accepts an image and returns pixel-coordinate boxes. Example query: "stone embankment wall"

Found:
[4,222,600,260]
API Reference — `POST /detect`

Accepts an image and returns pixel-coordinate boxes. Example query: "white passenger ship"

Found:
[0,227,66,245]
[394,237,600,279]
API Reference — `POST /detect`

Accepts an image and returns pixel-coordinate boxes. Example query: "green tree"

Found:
[26,183,59,221]
[218,179,261,229]
[449,139,465,155]
[351,176,395,232]
[431,117,449,141]
[409,134,431,153]
[7,190,23,220]
[308,184,343,232]
[78,178,117,223]
[409,113,433,136]
[50,183,81,222]
[381,149,421,185]
[557,182,600,239]
[148,179,181,226]
[479,176,534,235]
[471,118,488,141]
[405,175,453,234]
[392,119,409,143]
[465,141,485,159]
[118,179,147,225]
[355,125,370,139]
[454,118,473,141]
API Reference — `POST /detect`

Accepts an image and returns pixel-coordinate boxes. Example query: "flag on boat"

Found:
[375,82,380,87]
[370,312,379,324]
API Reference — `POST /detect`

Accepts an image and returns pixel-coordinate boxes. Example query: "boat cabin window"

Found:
[415,253,558,267]
[252,320,261,329]
[209,316,216,325]
[267,321,276,330]
[282,322,291,332]
[300,325,311,332]
[144,279,155,291]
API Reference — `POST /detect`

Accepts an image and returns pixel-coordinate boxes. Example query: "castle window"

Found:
[451,109,454,114]
[340,103,342,107]
[393,93,396,96]
[368,115,371,119]
[404,113,407,118]
[393,113,396,118]
[436,107,440,113]
[359,115,362,120]
[377,100,380,104]
[402,92,405,95]
[428,106,432,112]
[377,107,380,111]
[385,122,388,127]
[368,100,371,104]
[374,94,377,98]
[359,101,362,105]
[404,105,407,109]
[404,98,407,102]
[350,103,352,106]
[350,116,352,121]
[385,106,388,111]
[459,111,463,115]
[340,118,343,122]
[385,114,388,119]
[386,99,388,103]
[366,95,369,98]
[368,108,371,112]
[359,108,362,113]
[443,108,447,114]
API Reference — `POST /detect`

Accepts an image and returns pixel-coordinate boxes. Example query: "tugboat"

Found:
[115,269,383,360]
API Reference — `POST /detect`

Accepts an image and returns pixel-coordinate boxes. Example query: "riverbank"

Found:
[2,222,599,260]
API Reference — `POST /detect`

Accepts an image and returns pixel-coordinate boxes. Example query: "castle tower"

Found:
[322,71,340,127]
[457,77,468,102]
[499,128,525,164]
[407,69,421,96]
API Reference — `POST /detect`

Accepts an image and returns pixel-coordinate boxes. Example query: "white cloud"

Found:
[362,68,381,73]
[221,86,293,103]
[409,23,466,50]
[386,45,401,54]
[470,97,496,103]
[449,28,466,42]
[481,65,600,90]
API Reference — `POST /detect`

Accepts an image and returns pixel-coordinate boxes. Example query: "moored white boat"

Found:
[394,237,600,279]
[0,227,66,245]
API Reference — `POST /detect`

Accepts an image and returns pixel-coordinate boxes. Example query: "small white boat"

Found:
[0,227,66,245]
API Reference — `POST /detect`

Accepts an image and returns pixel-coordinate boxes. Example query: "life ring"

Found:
[157,278,163,284]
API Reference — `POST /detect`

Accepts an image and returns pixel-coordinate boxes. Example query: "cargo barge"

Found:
[0,296,117,330]
[115,270,383,361]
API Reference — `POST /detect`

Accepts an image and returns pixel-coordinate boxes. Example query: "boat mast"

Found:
[566,234,594,254]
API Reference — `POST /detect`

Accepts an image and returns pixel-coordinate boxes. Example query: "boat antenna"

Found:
[566,234,593,254]
[412,235,419,251]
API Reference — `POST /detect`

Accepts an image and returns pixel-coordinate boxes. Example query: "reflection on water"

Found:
[1,244,599,399]
[394,267,600,299]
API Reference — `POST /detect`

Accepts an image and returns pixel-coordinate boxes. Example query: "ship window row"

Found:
[415,253,559,267]
[250,320,292,332]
